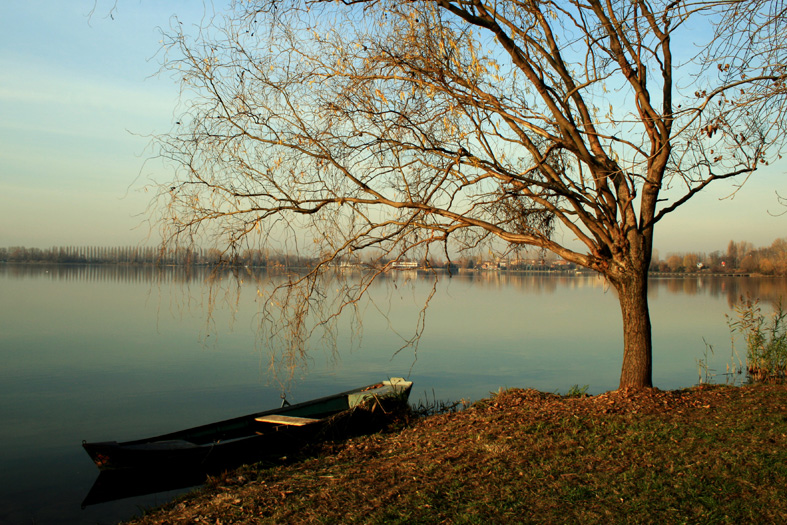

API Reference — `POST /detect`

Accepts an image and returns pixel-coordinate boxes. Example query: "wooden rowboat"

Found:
[82,378,412,472]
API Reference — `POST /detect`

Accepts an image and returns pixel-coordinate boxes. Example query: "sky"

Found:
[1,1,785,255]
[0,1,194,249]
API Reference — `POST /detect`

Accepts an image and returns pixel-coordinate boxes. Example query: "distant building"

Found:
[389,260,419,270]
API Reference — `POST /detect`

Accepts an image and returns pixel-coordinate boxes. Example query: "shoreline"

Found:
[123,383,787,524]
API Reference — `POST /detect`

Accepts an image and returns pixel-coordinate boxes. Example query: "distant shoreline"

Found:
[0,260,772,279]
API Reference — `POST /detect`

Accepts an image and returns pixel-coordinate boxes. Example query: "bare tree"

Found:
[155,0,786,389]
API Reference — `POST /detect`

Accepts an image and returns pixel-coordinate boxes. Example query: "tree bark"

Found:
[614,268,654,390]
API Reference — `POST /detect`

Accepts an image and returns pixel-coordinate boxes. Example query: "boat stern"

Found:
[348,377,413,408]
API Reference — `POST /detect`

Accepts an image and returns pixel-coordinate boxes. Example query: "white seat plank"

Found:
[254,414,319,426]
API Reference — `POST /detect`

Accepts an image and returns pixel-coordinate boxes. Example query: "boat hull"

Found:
[82,378,412,472]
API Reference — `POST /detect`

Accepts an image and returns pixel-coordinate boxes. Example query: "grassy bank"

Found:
[127,384,787,524]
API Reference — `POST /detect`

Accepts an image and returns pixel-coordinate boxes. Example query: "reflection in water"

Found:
[82,469,206,508]
[651,275,787,307]
[3,263,784,308]
[0,262,211,284]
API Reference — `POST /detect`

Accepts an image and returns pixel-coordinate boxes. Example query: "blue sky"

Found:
[1,1,785,254]
[0,1,192,248]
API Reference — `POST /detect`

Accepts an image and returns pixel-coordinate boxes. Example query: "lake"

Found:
[1,264,785,524]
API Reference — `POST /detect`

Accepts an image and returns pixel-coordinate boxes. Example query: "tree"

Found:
[666,254,684,273]
[682,253,699,272]
[726,240,739,268]
[155,1,787,389]
[740,253,759,273]
[759,257,775,275]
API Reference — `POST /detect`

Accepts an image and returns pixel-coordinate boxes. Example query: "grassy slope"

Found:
[128,384,787,524]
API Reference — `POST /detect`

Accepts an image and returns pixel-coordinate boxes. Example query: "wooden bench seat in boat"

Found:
[254,415,320,426]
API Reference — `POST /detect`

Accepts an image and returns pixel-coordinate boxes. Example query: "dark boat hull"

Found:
[83,378,412,472]
[84,423,321,471]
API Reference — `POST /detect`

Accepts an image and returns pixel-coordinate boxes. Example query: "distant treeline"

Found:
[3,238,787,275]
[0,246,573,271]
[650,238,787,275]
[0,246,313,268]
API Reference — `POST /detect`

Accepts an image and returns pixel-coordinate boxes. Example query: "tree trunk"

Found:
[614,269,653,390]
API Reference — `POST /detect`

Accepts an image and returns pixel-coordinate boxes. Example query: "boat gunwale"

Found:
[82,379,413,469]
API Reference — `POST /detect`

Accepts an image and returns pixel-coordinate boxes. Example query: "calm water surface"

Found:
[1,264,785,524]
